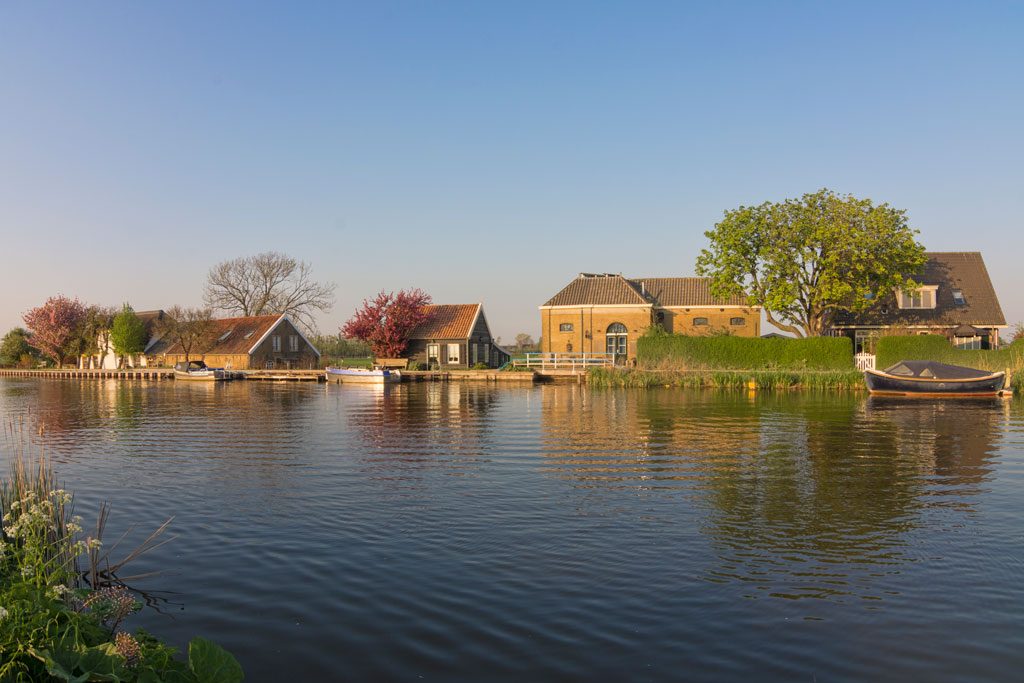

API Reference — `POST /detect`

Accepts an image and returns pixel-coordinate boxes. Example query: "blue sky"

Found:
[1,1,1022,341]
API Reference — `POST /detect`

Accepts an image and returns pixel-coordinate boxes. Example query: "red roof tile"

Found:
[409,304,481,340]
[154,315,282,355]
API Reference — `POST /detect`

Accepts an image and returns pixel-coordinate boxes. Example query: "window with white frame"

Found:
[427,344,439,364]
[896,286,938,310]
[952,289,966,306]
[272,336,281,352]
[289,335,299,352]
[484,344,490,364]
[446,343,461,364]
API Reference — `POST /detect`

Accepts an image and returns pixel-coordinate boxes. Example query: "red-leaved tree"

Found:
[23,295,87,367]
[341,289,434,358]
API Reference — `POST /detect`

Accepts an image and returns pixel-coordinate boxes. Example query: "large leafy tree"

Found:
[157,307,219,363]
[22,295,87,366]
[696,189,927,337]
[73,305,117,367]
[342,289,433,358]
[109,304,148,367]
[204,252,335,332]
[0,328,38,367]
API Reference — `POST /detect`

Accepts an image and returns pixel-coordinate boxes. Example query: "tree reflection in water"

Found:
[541,386,1005,603]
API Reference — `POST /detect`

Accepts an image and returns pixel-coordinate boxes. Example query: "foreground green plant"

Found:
[0,435,243,682]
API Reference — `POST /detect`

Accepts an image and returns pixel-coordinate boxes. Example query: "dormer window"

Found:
[896,285,938,310]
[952,289,966,306]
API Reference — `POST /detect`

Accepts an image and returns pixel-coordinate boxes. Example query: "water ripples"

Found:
[2,379,1023,681]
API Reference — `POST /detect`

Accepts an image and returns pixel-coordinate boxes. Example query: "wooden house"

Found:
[405,304,510,369]
[829,252,1007,352]
[149,314,321,370]
[540,273,761,363]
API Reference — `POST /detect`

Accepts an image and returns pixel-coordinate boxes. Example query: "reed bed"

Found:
[587,367,866,391]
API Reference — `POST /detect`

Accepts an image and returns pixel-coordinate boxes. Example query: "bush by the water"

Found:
[876,336,1024,375]
[0,442,243,682]
[637,333,854,371]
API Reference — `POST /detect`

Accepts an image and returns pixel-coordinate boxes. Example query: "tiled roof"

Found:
[542,274,650,307]
[631,277,751,307]
[409,304,481,340]
[542,273,751,307]
[153,315,282,355]
[832,252,1006,327]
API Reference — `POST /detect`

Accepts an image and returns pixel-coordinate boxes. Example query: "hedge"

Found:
[876,335,1024,373]
[637,334,854,370]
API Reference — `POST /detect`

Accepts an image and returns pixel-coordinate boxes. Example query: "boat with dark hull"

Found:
[864,360,1006,397]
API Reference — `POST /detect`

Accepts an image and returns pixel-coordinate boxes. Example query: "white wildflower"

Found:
[0,607,9,621]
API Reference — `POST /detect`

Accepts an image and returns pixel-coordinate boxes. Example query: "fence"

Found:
[512,353,614,371]
[854,353,876,371]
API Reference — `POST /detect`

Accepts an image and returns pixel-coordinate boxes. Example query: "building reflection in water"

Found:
[540,386,1006,603]
[338,382,506,489]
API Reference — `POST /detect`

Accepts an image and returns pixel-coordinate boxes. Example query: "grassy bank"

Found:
[588,367,866,391]
[0,436,243,682]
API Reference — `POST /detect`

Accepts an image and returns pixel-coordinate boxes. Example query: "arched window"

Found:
[730,317,746,326]
[693,317,709,326]
[606,322,627,358]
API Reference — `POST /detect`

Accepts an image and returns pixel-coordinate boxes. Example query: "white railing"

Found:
[513,353,615,371]
[855,353,876,371]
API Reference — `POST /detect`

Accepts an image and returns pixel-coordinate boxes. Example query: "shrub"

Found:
[637,334,853,370]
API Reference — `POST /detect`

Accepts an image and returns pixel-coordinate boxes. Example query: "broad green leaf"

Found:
[189,637,244,683]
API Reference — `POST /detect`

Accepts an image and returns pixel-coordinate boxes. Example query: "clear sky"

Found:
[1,1,1022,342]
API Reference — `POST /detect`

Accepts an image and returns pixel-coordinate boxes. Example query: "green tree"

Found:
[696,188,927,337]
[109,304,148,368]
[0,328,38,367]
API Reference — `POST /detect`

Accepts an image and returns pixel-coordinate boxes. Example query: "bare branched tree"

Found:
[158,306,219,363]
[203,252,335,332]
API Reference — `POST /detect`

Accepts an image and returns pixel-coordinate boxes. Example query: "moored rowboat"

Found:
[325,366,401,384]
[864,360,1006,397]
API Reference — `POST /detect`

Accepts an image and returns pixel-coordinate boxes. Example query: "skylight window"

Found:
[244,331,255,339]
[952,289,966,306]
[218,329,233,341]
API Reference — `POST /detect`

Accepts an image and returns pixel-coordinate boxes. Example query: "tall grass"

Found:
[587,367,864,391]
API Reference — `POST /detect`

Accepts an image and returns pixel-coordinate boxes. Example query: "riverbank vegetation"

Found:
[637,332,853,370]
[588,367,865,390]
[0,435,242,681]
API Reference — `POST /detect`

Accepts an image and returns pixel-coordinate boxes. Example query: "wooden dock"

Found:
[402,370,537,383]
[0,368,544,383]
[0,368,174,380]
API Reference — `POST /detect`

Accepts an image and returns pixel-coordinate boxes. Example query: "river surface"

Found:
[1,379,1022,681]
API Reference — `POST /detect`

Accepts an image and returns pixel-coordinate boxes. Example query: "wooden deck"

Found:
[401,370,537,383]
[0,368,175,380]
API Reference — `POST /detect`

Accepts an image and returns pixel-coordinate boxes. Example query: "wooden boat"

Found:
[864,360,1006,397]
[325,366,401,384]
[173,360,228,382]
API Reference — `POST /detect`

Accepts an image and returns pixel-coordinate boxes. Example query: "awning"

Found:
[952,324,988,337]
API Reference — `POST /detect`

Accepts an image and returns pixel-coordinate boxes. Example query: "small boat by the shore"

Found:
[173,360,228,382]
[864,360,1006,397]
[325,366,401,384]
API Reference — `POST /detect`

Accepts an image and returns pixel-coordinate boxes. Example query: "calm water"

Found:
[1,379,1023,681]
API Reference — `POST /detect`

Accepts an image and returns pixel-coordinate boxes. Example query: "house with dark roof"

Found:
[149,314,321,370]
[404,304,510,369]
[540,273,761,363]
[829,252,1007,352]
